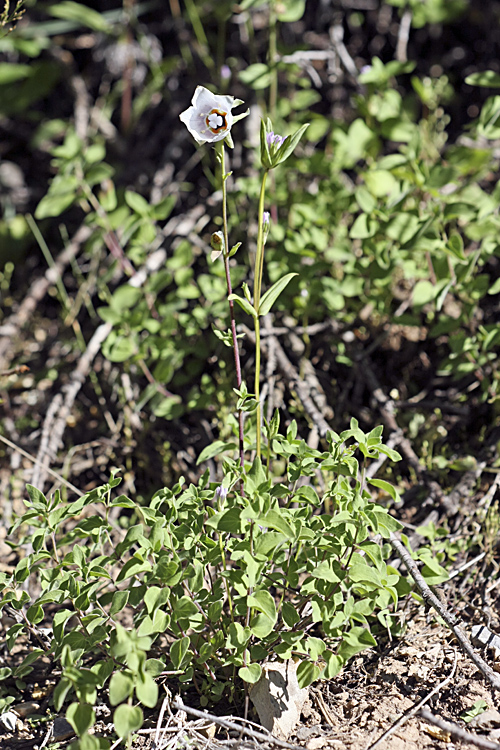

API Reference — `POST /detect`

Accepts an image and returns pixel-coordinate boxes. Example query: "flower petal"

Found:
[192,85,218,111]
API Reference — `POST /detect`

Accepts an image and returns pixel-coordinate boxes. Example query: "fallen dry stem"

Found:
[390,534,500,691]
[419,709,500,750]
[173,697,303,750]
[366,649,458,750]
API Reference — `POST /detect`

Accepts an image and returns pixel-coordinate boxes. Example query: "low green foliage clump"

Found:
[0,418,424,745]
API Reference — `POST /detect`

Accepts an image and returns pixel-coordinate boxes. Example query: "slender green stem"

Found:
[218,142,245,471]
[268,0,278,119]
[253,170,269,458]
[254,170,269,310]
[254,316,262,457]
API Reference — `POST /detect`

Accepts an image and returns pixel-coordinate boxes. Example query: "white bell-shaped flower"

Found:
[179,86,238,144]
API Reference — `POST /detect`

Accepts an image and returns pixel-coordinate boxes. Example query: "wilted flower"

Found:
[179,86,247,145]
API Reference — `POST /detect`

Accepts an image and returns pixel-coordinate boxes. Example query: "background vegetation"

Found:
[1,0,500,748]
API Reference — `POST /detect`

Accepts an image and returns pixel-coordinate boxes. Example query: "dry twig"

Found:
[173,697,303,750]
[0,224,92,370]
[390,534,500,691]
[31,322,113,492]
[420,709,500,750]
[366,649,458,750]
[362,359,457,515]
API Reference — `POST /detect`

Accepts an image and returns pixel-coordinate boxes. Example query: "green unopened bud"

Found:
[260,117,309,169]
[210,231,225,261]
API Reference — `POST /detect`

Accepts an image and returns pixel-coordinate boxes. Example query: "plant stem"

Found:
[268,0,278,119]
[218,142,245,470]
[253,169,269,459]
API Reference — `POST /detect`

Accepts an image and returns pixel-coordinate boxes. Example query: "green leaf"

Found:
[349,214,378,239]
[258,510,294,538]
[258,273,298,316]
[113,704,143,739]
[466,71,500,88]
[228,293,257,318]
[26,484,48,508]
[0,63,31,84]
[312,560,340,584]
[125,191,151,217]
[239,63,272,90]
[239,663,262,683]
[35,189,78,219]
[282,602,300,627]
[250,613,275,638]
[273,123,309,166]
[488,276,500,295]
[196,440,238,464]
[116,556,151,582]
[296,660,322,688]
[260,117,272,168]
[53,677,72,712]
[247,590,277,622]
[109,672,134,706]
[367,478,400,502]
[276,0,306,21]
[77,734,109,750]
[109,590,129,616]
[66,702,95,737]
[461,700,488,723]
[170,637,190,670]
[49,1,112,32]
[137,610,168,636]
[135,672,158,708]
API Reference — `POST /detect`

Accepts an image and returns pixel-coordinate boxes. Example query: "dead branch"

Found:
[0,223,92,371]
[0,433,83,496]
[31,322,113,493]
[419,709,500,750]
[390,533,500,691]
[361,358,457,514]
[173,697,303,750]
[367,649,458,750]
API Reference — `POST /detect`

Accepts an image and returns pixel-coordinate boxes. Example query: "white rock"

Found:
[249,661,309,740]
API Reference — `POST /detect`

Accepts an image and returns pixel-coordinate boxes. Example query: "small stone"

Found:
[0,711,18,732]
[52,716,75,742]
[13,701,40,718]
[249,661,309,740]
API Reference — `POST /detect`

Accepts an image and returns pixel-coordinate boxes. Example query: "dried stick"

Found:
[31,322,113,493]
[391,534,500,691]
[420,709,500,750]
[362,359,456,514]
[367,649,458,750]
[0,433,83,496]
[396,9,413,62]
[173,697,303,750]
[0,224,92,370]
[273,338,332,436]
[30,394,63,489]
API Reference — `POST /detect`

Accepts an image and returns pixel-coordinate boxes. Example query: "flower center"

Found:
[206,109,227,133]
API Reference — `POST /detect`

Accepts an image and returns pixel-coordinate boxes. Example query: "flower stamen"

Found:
[207,109,227,133]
